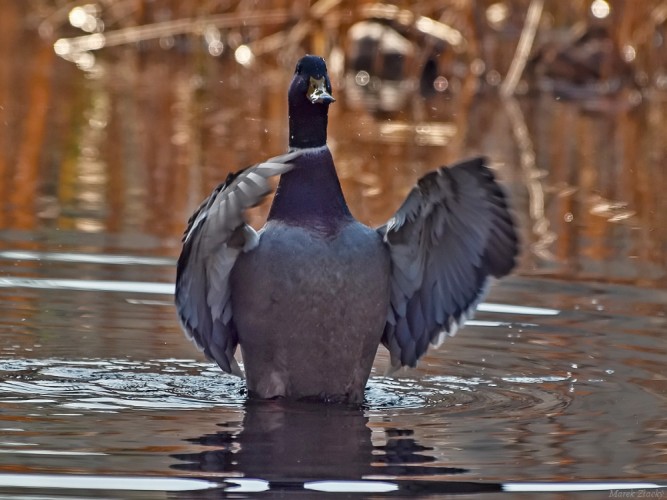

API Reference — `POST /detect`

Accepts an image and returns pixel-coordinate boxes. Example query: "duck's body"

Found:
[175,56,519,404]
[232,218,389,401]
[231,145,390,401]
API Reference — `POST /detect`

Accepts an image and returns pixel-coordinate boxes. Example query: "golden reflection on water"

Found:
[0,1,665,289]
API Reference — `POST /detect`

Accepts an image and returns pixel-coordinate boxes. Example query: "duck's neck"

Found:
[268,146,352,229]
[287,83,329,149]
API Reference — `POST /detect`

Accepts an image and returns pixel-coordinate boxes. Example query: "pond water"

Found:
[1,3,666,499]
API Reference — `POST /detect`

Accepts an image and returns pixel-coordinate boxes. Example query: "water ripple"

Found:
[365,373,572,417]
[0,358,246,411]
[0,358,572,417]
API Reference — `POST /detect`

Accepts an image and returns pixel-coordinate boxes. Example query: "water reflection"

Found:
[0,249,173,266]
[172,399,465,479]
[170,399,514,497]
[0,271,664,489]
[2,2,666,287]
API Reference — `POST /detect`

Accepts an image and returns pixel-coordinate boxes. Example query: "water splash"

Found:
[0,358,245,411]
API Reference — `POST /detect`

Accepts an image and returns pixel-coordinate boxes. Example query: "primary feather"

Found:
[379,157,519,370]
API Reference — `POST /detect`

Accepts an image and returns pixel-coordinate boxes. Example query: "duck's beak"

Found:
[307,76,335,104]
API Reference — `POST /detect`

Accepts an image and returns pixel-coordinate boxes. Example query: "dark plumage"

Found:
[175,55,519,403]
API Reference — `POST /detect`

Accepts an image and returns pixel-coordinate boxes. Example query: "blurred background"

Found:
[1,0,665,287]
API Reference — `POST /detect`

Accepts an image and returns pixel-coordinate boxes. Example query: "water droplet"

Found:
[433,75,448,92]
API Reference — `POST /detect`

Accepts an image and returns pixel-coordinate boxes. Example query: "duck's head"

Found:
[288,55,335,149]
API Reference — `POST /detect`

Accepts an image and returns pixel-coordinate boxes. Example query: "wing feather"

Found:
[380,157,519,369]
[175,150,301,375]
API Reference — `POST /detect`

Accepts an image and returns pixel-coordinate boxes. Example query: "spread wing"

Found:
[378,157,519,370]
[175,151,301,376]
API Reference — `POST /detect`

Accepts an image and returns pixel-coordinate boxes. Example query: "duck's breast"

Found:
[230,220,391,401]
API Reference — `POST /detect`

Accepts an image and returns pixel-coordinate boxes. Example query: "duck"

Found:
[526,24,637,104]
[175,55,518,404]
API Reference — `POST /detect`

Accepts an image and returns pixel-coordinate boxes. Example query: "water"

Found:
[0,261,664,497]
[1,3,666,498]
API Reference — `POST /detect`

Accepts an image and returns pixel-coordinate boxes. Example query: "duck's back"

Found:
[230,220,390,403]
